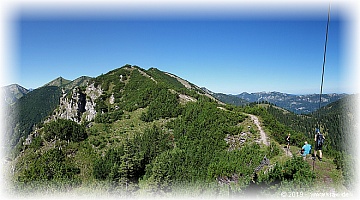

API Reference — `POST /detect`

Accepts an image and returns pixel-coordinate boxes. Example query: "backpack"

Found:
[317,134,324,146]
[285,135,290,142]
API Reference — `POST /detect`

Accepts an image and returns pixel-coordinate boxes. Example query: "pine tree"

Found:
[118,138,142,194]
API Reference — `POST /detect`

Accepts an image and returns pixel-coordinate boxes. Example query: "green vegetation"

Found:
[95,110,124,123]
[140,87,182,122]
[43,119,87,142]
[262,95,357,155]
[9,65,354,198]
[15,148,81,192]
[119,68,157,111]
[92,125,172,193]
[239,101,356,192]
[242,104,307,147]
[212,92,249,106]
[10,86,62,151]
[93,65,130,91]
[260,156,316,186]
[146,68,185,90]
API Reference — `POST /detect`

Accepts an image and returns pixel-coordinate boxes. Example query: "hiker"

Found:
[301,141,312,160]
[285,133,291,150]
[314,128,325,161]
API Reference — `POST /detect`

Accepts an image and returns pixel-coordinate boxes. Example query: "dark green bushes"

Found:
[95,110,124,123]
[17,148,81,186]
[93,65,130,90]
[333,151,355,190]
[43,119,87,142]
[29,136,43,149]
[140,88,182,122]
[93,125,172,188]
[207,144,263,185]
[142,102,249,191]
[120,69,157,111]
[146,68,185,90]
[259,156,316,187]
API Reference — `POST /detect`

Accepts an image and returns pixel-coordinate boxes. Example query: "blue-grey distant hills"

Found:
[203,88,348,114]
[1,84,29,105]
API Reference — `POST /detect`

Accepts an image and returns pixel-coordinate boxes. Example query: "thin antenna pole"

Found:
[318,5,330,124]
[313,158,315,171]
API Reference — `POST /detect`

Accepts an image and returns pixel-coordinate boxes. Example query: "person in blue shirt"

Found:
[301,141,312,160]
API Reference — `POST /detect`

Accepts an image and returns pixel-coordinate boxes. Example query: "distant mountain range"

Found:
[43,76,92,91]
[236,91,348,114]
[1,84,29,105]
[201,88,249,106]
[202,89,348,114]
[1,76,92,105]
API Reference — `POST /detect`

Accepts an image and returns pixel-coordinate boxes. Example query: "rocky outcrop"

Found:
[49,83,102,123]
[179,94,197,104]
[109,93,115,105]
[84,83,103,121]
[225,133,248,151]
[217,173,240,186]
[254,156,270,173]
[23,128,39,146]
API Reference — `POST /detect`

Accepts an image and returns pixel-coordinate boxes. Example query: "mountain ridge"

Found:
[1,84,29,105]
[5,78,348,115]
[43,76,93,91]
[202,88,348,114]
[5,64,354,197]
[43,76,71,87]
[235,91,348,114]
[6,65,214,151]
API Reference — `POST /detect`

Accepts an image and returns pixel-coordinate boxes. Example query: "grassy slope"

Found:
[70,108,173,188]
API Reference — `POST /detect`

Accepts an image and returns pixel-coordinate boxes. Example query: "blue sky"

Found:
[14,6,350,94]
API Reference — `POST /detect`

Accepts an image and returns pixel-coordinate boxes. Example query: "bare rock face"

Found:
[23,128,39,146]
[109,93,115,105]
[84,83,103,121]
[49,83,103,123]
[56,87,82,123]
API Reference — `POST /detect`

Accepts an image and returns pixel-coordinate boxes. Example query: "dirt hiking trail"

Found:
[248,114,269,146]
